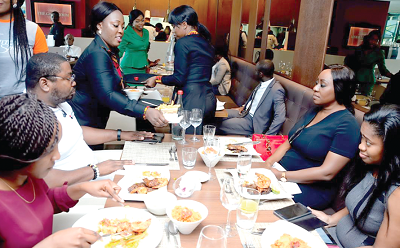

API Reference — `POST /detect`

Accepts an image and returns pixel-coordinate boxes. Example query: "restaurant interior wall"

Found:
[328,0,389,56]
[26,0,86,37]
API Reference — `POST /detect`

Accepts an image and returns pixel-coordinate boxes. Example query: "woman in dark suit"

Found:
[70,2,167,131]
[145,5,216,134]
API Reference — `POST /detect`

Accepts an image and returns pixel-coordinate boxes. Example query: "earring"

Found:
[13,3,17,8]
[98,30,102,35]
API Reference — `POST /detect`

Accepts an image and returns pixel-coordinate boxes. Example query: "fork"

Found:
[172,146,178,161]
[168,147,174,161]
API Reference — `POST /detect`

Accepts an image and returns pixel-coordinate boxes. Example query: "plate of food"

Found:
[155,103,182,123]
[231,168,292,200]
[261,220,327,248]
[73,207,163,248]
[219,137,261,156]
[118,166,170,201]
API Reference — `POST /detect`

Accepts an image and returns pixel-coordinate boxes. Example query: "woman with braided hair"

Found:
[0,0,48,98]
[0,94,125,247]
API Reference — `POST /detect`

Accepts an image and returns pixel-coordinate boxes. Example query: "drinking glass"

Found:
[204,138,220,181]
[190,108,203,142]
[236,187,260,231]
[220,177,241,237]
[196,225,227,248]
[237,153,252,179]
[182,147,197,169]
[179,110,191,145]
[203,125,216,143]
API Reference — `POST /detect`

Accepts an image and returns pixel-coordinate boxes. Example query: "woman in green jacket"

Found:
[354,30,392,96]
[119,9,159,74]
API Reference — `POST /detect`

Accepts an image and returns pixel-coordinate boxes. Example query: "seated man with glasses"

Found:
[26,53,152,187]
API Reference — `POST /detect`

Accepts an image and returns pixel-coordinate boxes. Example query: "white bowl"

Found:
[198,147,224,168]
[166,200,208,235]
[124,88,144,101]
[144,191,177,215]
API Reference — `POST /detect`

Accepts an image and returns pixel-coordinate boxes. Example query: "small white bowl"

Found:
[198,147,224,168]
[124,88,144,101]
[166,200,208,235]
[144,191,177,215]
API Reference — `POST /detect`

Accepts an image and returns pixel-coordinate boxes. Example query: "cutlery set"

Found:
[165,221,179,247]
[169,146,178,161]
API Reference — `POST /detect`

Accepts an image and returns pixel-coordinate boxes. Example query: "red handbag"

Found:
[252,134,288,161]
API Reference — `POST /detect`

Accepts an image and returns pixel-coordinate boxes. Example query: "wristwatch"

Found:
[280,172,287,182]
[117,129,122,141]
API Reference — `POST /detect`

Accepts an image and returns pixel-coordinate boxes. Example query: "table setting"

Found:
[67,129,334,248]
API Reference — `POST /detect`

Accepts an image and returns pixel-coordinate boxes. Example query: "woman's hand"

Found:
[149,59,160,67]
[308,207,333,227]
[269,168,282,179]
[145,108,169,127]
[121,131,153,141]
[67,180,124,203]
[34,227,100,248]
[144,76,157,88]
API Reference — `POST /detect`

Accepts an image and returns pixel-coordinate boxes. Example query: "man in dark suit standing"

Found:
[217,60,286,135]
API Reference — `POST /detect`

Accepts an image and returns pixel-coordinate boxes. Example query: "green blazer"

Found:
[119,27,150,73]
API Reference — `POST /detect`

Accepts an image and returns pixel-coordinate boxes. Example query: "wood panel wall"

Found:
[292,0,334,88]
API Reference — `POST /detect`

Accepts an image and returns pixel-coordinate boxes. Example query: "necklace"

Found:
[0,177,36,204]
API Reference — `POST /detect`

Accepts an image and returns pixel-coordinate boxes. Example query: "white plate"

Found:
[118,166,170,201]
[219,137,261,156]
[184,171,210,183]
[162,113,183,124]
[261,220,327,248]
[72,207,163,248]
[230,168,293,200]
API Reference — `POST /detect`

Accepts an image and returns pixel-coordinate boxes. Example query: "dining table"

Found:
[105,134,284,248]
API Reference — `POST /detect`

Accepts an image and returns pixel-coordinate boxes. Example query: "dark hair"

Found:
[328,64,356,114]
[155,23,163,30]
[168,5,212,42]
[0,94,59,171]
[51,11,60,22]
[128,9,144,28]
[257,59,274,78]
[8,0,31,87]
[340,104,400,227]
[26,53,67,90]
[90,2,122,34]
[265,49,274,60]
[361,30,381,50]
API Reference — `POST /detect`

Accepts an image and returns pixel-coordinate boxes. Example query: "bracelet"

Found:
[117,129,122,141]
[143,106,150,120]
[88,164,100,180]
[155,76,162,83]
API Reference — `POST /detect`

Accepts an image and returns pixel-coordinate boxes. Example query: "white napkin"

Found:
[216,99,226,111]
[272,162,302,195]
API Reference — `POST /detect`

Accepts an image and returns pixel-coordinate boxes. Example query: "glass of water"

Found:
[237,153,252,179]
[196,225,227,248]
[179,110,191,145]
[236,187,260,231]
[204,138,220,181]
[203,125,216,142]
[190,108,203,142]
[182,147,197,169]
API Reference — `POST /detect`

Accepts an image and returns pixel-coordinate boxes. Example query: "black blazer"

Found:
[69,35,146,129]
[162,34,216,131]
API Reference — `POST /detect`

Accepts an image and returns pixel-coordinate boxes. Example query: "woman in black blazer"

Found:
[70,2,167,130]
[145,5,216,134]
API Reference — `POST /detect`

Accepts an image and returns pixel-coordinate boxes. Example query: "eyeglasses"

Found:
[43,74,76,83]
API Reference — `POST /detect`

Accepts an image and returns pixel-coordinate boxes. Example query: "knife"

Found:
[230,141,261,146]
[133,163,169,166]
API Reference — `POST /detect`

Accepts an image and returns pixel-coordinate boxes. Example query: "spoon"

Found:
[168,220,179,246]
